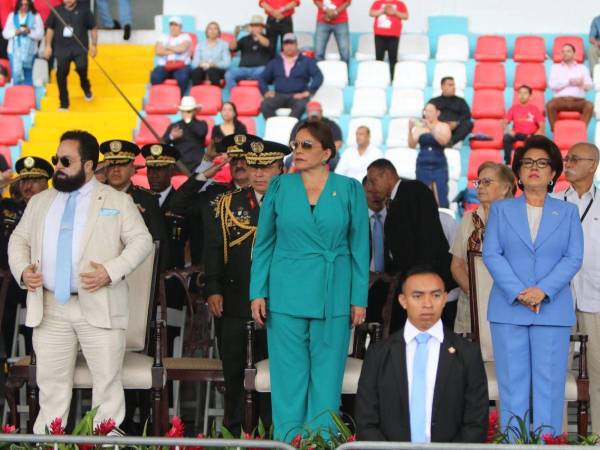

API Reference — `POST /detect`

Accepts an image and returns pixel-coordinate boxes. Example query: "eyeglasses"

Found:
[563,155,597,164]
[51,155,80,167]
[520,158,551,169]
[290,140,318,151]
[473,178,496,188]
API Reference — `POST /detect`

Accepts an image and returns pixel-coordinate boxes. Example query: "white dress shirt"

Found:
[368,207,387,272]
[335,145,384,182]
[405,319,444,443]
[42,178,97,293]
[554,185,600,312]
[158,186,172,207]
[391,179,401,201]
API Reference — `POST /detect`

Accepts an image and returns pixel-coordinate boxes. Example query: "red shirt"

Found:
[260,0,299,18]
[371,0,407,37]
[316,0,350,25]
[506,103,543,135]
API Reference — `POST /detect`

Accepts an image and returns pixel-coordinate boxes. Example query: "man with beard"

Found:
[8,130,153,434]
[205,134,288,434]
[0,157,53,355]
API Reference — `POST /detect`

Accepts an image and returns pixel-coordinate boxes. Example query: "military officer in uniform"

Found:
[204,133,290,434]
[1,156,53,354]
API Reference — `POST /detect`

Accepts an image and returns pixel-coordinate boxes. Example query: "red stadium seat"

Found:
[171,175,187,189]
[553,36,585,64]
[238,116,257,135]
[554,179,570,193]
[238,80,259,87]
[512,89,546,116]
[145,84,181,115]
[557,111,581,120]
[221,32,235,45]
[474,36,507,62]
[553,119,587,150]
[513,36,546,63]
[189,85,222,116]
[135,115,172,146]
[514,63,546,91]
[0,85,35,114]
[0,115,23,145]
[473,63,505,90]
[131,173,150,189]
[471,119,504,150]
[195,115,215,146]
[472,90,505,119]
[467,149,503,180]
[185,32,198,58]
[230,85,261,116]
[0,145,11,166]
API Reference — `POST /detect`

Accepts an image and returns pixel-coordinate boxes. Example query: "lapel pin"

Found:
[448,347,456,354]
[332,191,337,197]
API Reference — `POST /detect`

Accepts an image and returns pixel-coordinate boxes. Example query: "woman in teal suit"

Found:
[250,121,369,441]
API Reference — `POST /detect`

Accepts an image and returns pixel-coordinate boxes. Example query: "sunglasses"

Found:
[290,140,318,151]
[51,155,81,167]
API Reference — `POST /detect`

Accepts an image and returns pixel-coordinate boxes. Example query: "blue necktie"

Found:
[372,212,384,272]
[54,191,79,303]
[410,332,431,443]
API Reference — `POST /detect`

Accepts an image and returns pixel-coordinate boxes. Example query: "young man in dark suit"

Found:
[356,267,488,443]
[365,159,456,332]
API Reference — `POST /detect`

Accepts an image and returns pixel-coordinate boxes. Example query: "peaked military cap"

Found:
[220,133,262,158]
[140,143,180,167]
[245,139,291,167]
[15,156,54,179]
[99,139,140,163]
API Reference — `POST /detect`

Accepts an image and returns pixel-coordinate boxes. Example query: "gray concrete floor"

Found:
[94,0,163,30]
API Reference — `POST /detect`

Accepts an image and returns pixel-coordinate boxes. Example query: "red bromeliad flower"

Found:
[94,418,116,436]
[346,434,356,442]
[1,425,16,434]
[187,433,205,450]
[242,431,263,450]
[542,432,569,445]
[291,434,302,448]
[165,416,184,438]
[78,443,94,450]
[487,410,499,443]
[49,417,65,435]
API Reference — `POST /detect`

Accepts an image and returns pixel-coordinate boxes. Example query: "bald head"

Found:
[564,142,599,187]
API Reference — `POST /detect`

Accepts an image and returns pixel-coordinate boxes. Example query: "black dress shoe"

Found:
[113,19,121,29]
[123,24,131,40]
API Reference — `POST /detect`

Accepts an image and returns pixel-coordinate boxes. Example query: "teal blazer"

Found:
[249,173,370,319]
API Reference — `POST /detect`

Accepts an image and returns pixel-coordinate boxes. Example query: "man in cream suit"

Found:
[8,130,153,433]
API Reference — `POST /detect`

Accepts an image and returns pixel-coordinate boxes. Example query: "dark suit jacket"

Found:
[356,327,488,443]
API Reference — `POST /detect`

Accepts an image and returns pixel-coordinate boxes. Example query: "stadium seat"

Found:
[0,145,11,166]
[296,32,314,50]
[355,61,391,88]
[512,89,546,115]
[554,180,570,193]
[221,32,235,46]
[230,85,261,116]
[446,148,462,181]
[513,36,546,63]
[0,115,23,145]
[171,174,187,189]
[385,147,417,179]
[238,116,256,135]
[185,32,198,59]
[393,61,427,89]
[553,119,587,150]
[473,63,505,90]
[467,149,503,179]
[397,33,430,62]
[238,80,259,87]
[389,88,425,118]
[325,35,341,60]
[435,34,469,62]
[347,117,383,146]
[131,173,150,189]
[472,89,505,119]
[312,86,344,117]
[471,119,504,150]
[264,116,298,145]
[474,35,507,62]
[514,63,546,91]
[189,85,222,116]
[145,84,181,115]
[0,85,36,114]
[593,65,600,90]
[351,87,387,117]
[433,62,467,90]
[317,61,348,88]
[355,34,376,61]
[134,115,171,146]
[552,36,585,64]
[386,118,410,147]
[557,111,581,120]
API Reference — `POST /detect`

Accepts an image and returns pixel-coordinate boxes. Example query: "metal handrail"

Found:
[337,442,580,450]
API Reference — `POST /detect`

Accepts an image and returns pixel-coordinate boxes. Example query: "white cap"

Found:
[169,16,183,26]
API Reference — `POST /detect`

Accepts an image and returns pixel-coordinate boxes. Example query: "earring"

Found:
[548,180,554,186]
[517,179,524,187]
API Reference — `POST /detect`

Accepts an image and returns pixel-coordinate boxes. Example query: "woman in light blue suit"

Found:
[250,121,369,441]
[483,136,583,435]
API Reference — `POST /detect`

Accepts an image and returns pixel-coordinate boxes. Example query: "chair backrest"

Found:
[433,62,467,90]
[398,33,430,62]
[355,61,390,88]
[393,61,427,89]
[473,63,505,90]
[312,86,344,117]
[514,63,547,91]
[514,36,546,63]
[351,87,387,117]
[347,117,383,146]
[264,116,298,145]
[317,60,348,88]
[385,147,416,180]
[474,35,507,62]
[435,34,469,62]
[467,251,495,362]
[389,88,425,118]
[552,36,585,64]
[125,242,160,352]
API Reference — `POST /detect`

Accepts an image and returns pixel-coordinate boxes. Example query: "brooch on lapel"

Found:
[448,347,456,354]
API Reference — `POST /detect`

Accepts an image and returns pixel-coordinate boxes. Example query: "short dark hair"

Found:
[517,84,532,95]
[60,130,100,170]
[512,135,563,192]
[440,76,454,86]
[295,120,337,162]
[400,265,446,292]
[563,43,576,53]
[367,158,398,176]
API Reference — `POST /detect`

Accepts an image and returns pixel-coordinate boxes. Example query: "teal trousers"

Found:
[266,312,351,441]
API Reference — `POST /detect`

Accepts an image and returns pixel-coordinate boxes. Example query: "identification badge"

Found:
[63,26,74,38]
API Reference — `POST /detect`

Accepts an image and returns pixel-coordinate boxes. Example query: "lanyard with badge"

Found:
[564,186,596,223]
[63,9,74,38]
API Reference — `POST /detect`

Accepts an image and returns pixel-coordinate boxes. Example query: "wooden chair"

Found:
[5,243,168,435]
[243,321,382,432]
[467,250,589,436]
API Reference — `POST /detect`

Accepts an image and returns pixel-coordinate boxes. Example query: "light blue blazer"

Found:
[483,195,583,327]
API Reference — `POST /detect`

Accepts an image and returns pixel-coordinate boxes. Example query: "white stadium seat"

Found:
[593,64,600,90]
[436,34,470,62]
[264,117,298,145]
[386,118,410,147]
[393,61,427,89]
[433,62,467,90]
[445,148,462,181]
[432,88,465,98]
[317,60,348,88]
[351,88,387,117]
[347,117,383,146]
[325,35,341,60]
[355,34,376,61]
[385,147,417,179]
[398,33,430,62]
[355,61,391,88]
[594,94,600,119]
[594,122,600,148]
[312,86,344,117]
[389,88,424,118]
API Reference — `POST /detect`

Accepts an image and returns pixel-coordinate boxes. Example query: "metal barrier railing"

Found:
[337,442,581,450]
